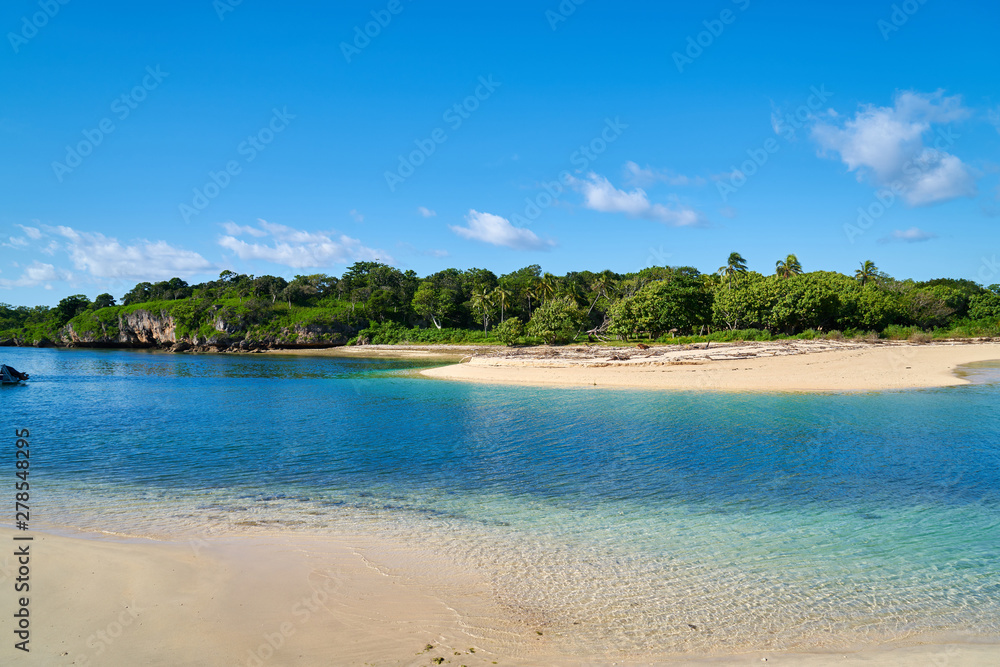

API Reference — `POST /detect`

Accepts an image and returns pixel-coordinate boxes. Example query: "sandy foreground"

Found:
[419,340,1000,392]
[1,528,997,667]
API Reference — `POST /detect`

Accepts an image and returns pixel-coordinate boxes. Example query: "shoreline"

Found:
[3,526,997,666]
[420,340,1000,392]
[261,343,499,361]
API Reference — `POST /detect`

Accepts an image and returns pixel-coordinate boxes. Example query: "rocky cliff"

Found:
[59,308,352,352]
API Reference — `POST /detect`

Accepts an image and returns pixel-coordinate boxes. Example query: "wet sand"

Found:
[2,528,997,666]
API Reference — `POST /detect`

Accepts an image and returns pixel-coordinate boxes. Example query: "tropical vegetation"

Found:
[2,255,999,348]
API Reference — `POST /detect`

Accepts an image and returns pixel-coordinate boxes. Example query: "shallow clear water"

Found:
[3,347,999,656]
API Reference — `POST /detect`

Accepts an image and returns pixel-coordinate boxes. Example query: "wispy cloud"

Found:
[811,90,975,206]
[17,224,42,240]
[449,210,554,251]
[221,221,267,237]
[219,219,390,268]
[624,161,706,187]
[572,173,706,227]
[417,206,437,218]
[878,226,937,244]
[987,106,1000,134]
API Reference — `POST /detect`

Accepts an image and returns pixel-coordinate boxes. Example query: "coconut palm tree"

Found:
[587,272,614,316]
[855,260,878,287]
[470,287,494,333]
[775,254,803,278]
[717,252,748,288]
[524,279,539,318]
[492,286,511,323]
[538,273,557,303]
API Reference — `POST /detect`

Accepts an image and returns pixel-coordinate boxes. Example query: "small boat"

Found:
[1,364,29,384]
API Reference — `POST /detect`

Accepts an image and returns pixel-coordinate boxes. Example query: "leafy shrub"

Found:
[354,322,493,345]
[527,297,585,345]
[883,324,922,340]
[493,317,524,346]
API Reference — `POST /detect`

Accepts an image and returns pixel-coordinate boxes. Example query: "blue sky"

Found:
[1,0,998,306]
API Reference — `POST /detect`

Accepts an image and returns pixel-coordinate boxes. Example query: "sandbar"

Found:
[420,340,1000,392]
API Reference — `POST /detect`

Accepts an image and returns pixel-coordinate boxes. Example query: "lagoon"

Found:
[3,347,999,658]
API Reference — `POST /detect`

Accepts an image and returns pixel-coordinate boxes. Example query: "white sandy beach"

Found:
[1,528,997,666]
[420,340,1000,392]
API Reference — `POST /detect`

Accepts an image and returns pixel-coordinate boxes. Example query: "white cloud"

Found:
[17,224,42,240]
[53,227,214,280]
[811,90,975,206]
[417,206,437,218]
[878,226,937,244]
[573,173,706,227]
[711,169,744,182]
[624,161,706,187]
[349,209,364,223]
[770,106,784,137]
[0,261,71,288]
[221,221,267,237]
[449,210,554,251]
[218,219,390,268]
[989,106,1000,134]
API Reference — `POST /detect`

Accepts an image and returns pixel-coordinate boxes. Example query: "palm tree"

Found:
[470,287,494,333]
[587,272,613,316]
[775,254,803,278]
[525,279,539,318]
[538,273,557,303]
[560,280,583,305]
[717,252,748,288]
[855,260,878,287]
[492,286,511,323]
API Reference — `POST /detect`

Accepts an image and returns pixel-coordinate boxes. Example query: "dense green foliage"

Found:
[2,258,999,347]
[526,296,586,344]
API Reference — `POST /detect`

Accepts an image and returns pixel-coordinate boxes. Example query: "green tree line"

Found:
[2,253,1000,346]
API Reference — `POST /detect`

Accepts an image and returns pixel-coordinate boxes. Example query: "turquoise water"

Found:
[3,347,999,655]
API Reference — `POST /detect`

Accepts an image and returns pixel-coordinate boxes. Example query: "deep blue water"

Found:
[2,347,999,654]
